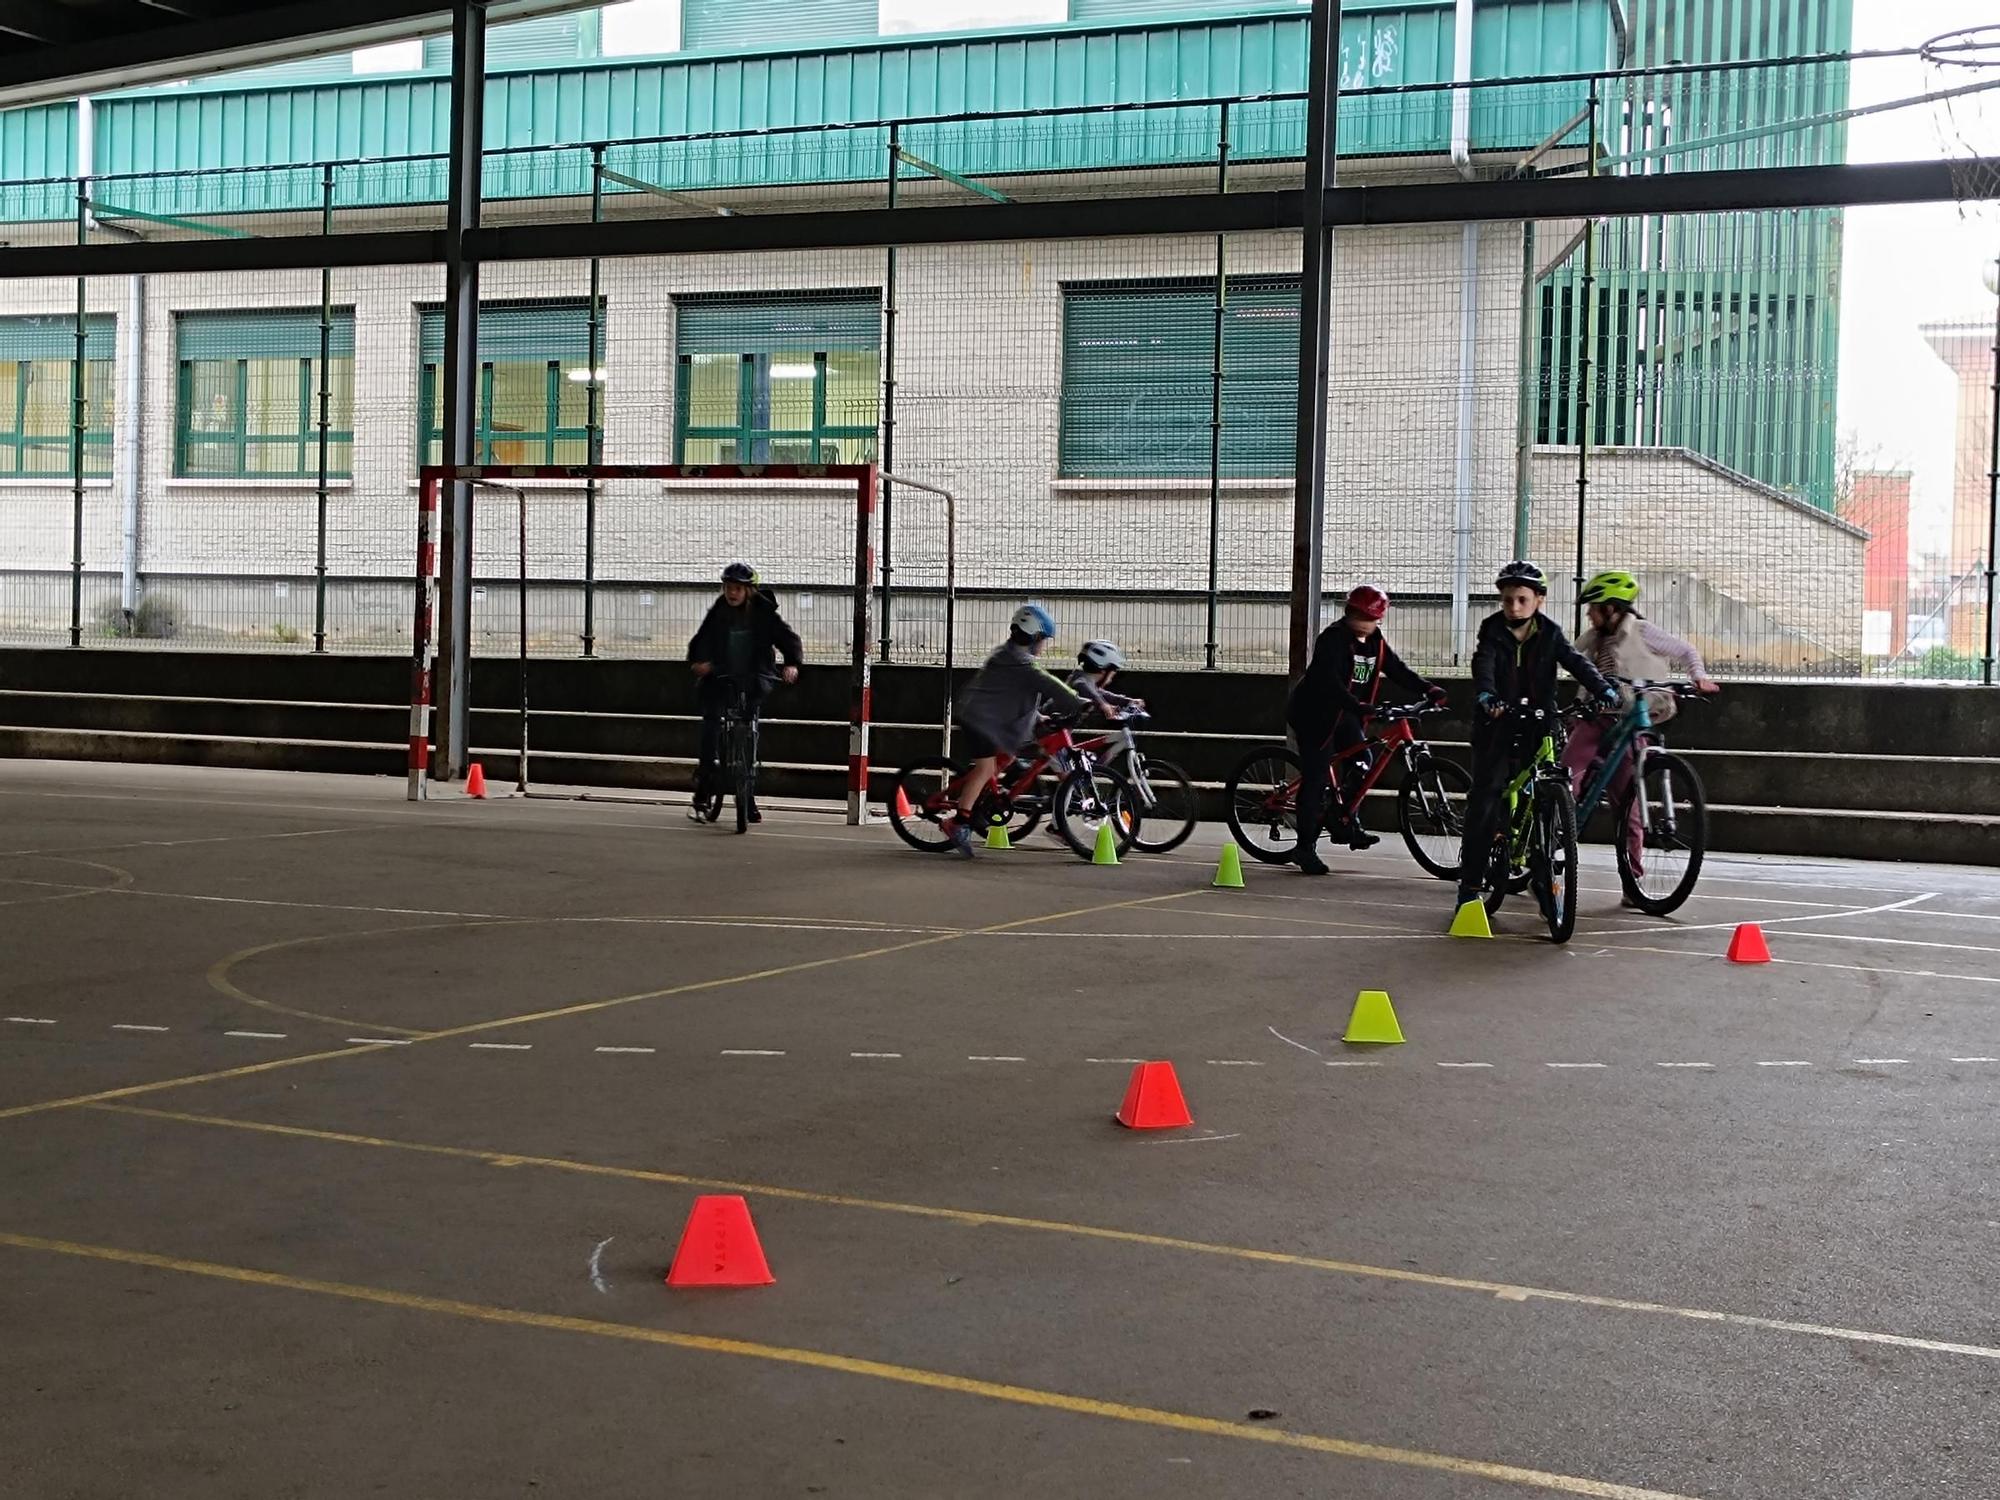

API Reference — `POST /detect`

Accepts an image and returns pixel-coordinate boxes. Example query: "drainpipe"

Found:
[1449,0,1479,665]
[79,96,148,621]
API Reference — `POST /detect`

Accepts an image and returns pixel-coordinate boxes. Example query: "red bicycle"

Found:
[1223,703,1471,875]
[889,717,1140,861]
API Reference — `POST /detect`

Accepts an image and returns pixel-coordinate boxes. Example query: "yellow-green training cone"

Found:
[985,823,1012,850]
[1449,899,1493,938]
[1091,821,1120,865]
[1343,989,1405,1045]
[1212,842,1245,888]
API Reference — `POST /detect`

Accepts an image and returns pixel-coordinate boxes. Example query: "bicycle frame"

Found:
[1500,729,1562,868]
[1573,679,1697,850]
[1258,710,1436,819]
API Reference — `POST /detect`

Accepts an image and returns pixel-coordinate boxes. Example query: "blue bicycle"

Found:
[1565,677,1709,916]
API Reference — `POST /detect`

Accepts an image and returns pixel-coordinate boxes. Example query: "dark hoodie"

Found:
[1287,622,1435,738]
[687,588,803,683]
[1468,610,1611,744]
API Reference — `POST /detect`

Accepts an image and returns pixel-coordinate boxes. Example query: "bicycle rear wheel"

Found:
[1397,755,1471,880]
[1224,746,1303,864]
[889,757,962,852]
[1531,779,1580,944]
[733,719,755,834]
[1125,755,1197,854]
[1616,751,1707,916]
[1053,765,1137,860]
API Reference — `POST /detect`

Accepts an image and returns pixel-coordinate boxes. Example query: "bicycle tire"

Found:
[1396,755,1471,880]
[1532,778,1580,944]
[888,757,962,852]
[1481,832,1510,916]
[1052,764,1138,860]
[1125,755,1197,854]
[1224,745,1304,864]
[733,718,754,835]
[1616,751,1708,916]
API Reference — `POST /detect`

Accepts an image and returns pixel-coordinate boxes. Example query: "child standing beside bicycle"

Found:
[1562,570,1719,897]
[1287,584,1448,876]
[1457,563,1619,911]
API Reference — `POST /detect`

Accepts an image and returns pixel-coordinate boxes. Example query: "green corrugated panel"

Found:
[177,308,355,361]
[683,0,875,52]
[1059,276,1297,479]
[422,11,603,71]
[674,291,880,355]
[1069,1,1304,18]
[0,314,115,361]
[206,55,357,89]
[0,103,76,223]
[418,301,594,362]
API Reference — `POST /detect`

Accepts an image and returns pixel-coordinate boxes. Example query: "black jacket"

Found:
[1287,623,1435,734]
[1469,610,1611,743]
[687,589,803,679]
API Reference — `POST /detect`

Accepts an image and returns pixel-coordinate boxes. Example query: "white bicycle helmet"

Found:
[1011,602,1057,640]
[1077,639,1124,671]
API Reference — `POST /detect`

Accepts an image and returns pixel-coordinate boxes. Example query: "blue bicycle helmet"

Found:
[1011,602,1057,641]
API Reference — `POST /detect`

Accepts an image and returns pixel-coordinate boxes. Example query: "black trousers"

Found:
[1457,734,1525,890]
[1289,713,1368,848]
[696,675,769,793]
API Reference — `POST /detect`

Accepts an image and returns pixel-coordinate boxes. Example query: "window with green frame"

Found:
[417,301,598,467]
[1058,276,1300,479]
[673,292,880,466]
[175,309,355,479]
[0,315,115,478]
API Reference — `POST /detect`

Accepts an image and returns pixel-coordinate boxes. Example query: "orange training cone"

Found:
[1115,1060,1194,1130]
[665,1195,775,1287]
[464,762,488,799]
[1726,923,1771,964]
[894,786,914,820]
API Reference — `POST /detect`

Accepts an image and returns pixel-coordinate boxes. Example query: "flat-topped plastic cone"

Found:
[1116,1060,1193,1129]
[1343,989,1405,1045]
[1727,923,1772,964]
[1212,842,1245,889]
[665,1194,774,1287]
[893,786,914,821]
[985,823,1013,850]
[464,762,488,800]
[1448,899,1492,938]
[1091,821,1121,866]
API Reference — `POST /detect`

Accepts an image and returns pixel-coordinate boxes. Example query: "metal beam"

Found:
[893,148,1012,204]
[1289,0,1338,678]
[87,200,255,239]
[599,168,736,217]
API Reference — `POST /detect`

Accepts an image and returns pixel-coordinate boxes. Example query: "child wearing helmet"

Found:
[1286,584,1446,875]
[1562,570,1719,893]
[1067,639,1145,720]
[1455,562,1617,909]
[686,562,802,822]
[942,603,1089,857]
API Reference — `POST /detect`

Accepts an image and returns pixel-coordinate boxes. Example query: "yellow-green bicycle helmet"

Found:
[1579,570,1640,607]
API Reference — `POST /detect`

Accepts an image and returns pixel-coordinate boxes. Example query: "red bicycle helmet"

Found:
[1344,584,1390,621]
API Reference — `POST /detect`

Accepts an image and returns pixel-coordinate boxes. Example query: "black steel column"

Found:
[878,124,899,662]
[1572,81,1599,636]
[1288,0,1339,677]
[70,178,87,648]
[435,0,486,778]
[313,163,334,653]
[583,143,604,658]
[1204,101,1231,672]
[1985,251,1999,686]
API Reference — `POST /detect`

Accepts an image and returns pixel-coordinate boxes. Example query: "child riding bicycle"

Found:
[1562,570,1719,896]
[1287,584,1447,876]
[1456,562,1618,910]
[686,561,802,823]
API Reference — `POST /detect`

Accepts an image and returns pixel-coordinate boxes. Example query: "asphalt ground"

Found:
[1,759,1996,1499]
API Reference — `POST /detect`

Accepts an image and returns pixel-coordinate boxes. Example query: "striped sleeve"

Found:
[1640,621,1707,681]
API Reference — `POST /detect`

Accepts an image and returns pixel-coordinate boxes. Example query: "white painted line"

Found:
[1437,1061,1493,1069]
[1205,1059,1264,1067]
[1950,1056,1998,1064]
[1324,1060,1383,1068]
[594,1046,656,1055]
[1086,1057,1146,1064]
[224,1030,288,1040]
[1137,1132,1242,1146]
[1852,1058,1909,1065]
[1757,1060,1813,1068]
[588,1236,613,1296]
[1547,1062,1608,1070]
[469,1042,532,1051]
[5,1016,56,1025]
[721,1049,786,1057]
[1655,1062,1715,1069]
[346,1037,411,1046]
[968,1055,1027,1063]
[111,1024,169,1033]
[850,1052,903,1059]
[1267,1025,1322,1057]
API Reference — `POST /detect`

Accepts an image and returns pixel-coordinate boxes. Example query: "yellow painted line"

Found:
[0,1229,1701,1500]
[95,1102,2000,1368]
[0,891,1192,1122]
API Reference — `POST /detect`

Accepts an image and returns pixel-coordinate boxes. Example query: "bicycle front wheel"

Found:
[1053,765,1138,860]
[1125,755,1197,854]
[1397,755,1471,880]
[1616,751,1707,916]
[888,757,962,852]
[1224,746,1303,864]
[1531,779,1580,944]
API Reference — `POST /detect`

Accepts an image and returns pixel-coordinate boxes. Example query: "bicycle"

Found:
[1223,703,1470,875]
[1565,677,1709,916]
[693,673,771,835]
[999,711,1198,855]
[1474,699,1579,944]
[888,717,1139,861]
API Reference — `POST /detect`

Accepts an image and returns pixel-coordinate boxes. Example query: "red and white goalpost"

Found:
[408,463,881,822]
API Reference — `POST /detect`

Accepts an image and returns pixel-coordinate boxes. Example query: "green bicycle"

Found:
[1478,699,1579,944]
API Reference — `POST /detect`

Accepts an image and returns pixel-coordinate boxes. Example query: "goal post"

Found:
[407,462,880,822]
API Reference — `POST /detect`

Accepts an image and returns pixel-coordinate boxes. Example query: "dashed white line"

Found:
[850,1051,903,1059]
[1205,1059,1264,1067]
[1757,1060,1813,1068]
[5,1016,56,1025]
[1324,1060,1383,1068]
[1547,1062,1608,1070]
[594,1046,656,1055]
[1852,1058,1909,1066]
[721,1049,786,1057]
[1437,1061,1494,1069]
[968,1055,1027,1063]
[1655,1062,1715,1069]
[469,1042,532,1051]
[1086,1058,1146,1064]
[224,1030,288,1040]
[346,1037,411,1046]
[1951,1056,1999,1064]
[111,1024,169,1033]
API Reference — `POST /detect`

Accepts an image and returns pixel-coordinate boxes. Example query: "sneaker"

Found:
[1455,885,1481,910]
[747,799,763,824]
[1347,825,1381,851]
[942,817,977,859]
[1296,847,1330,876]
